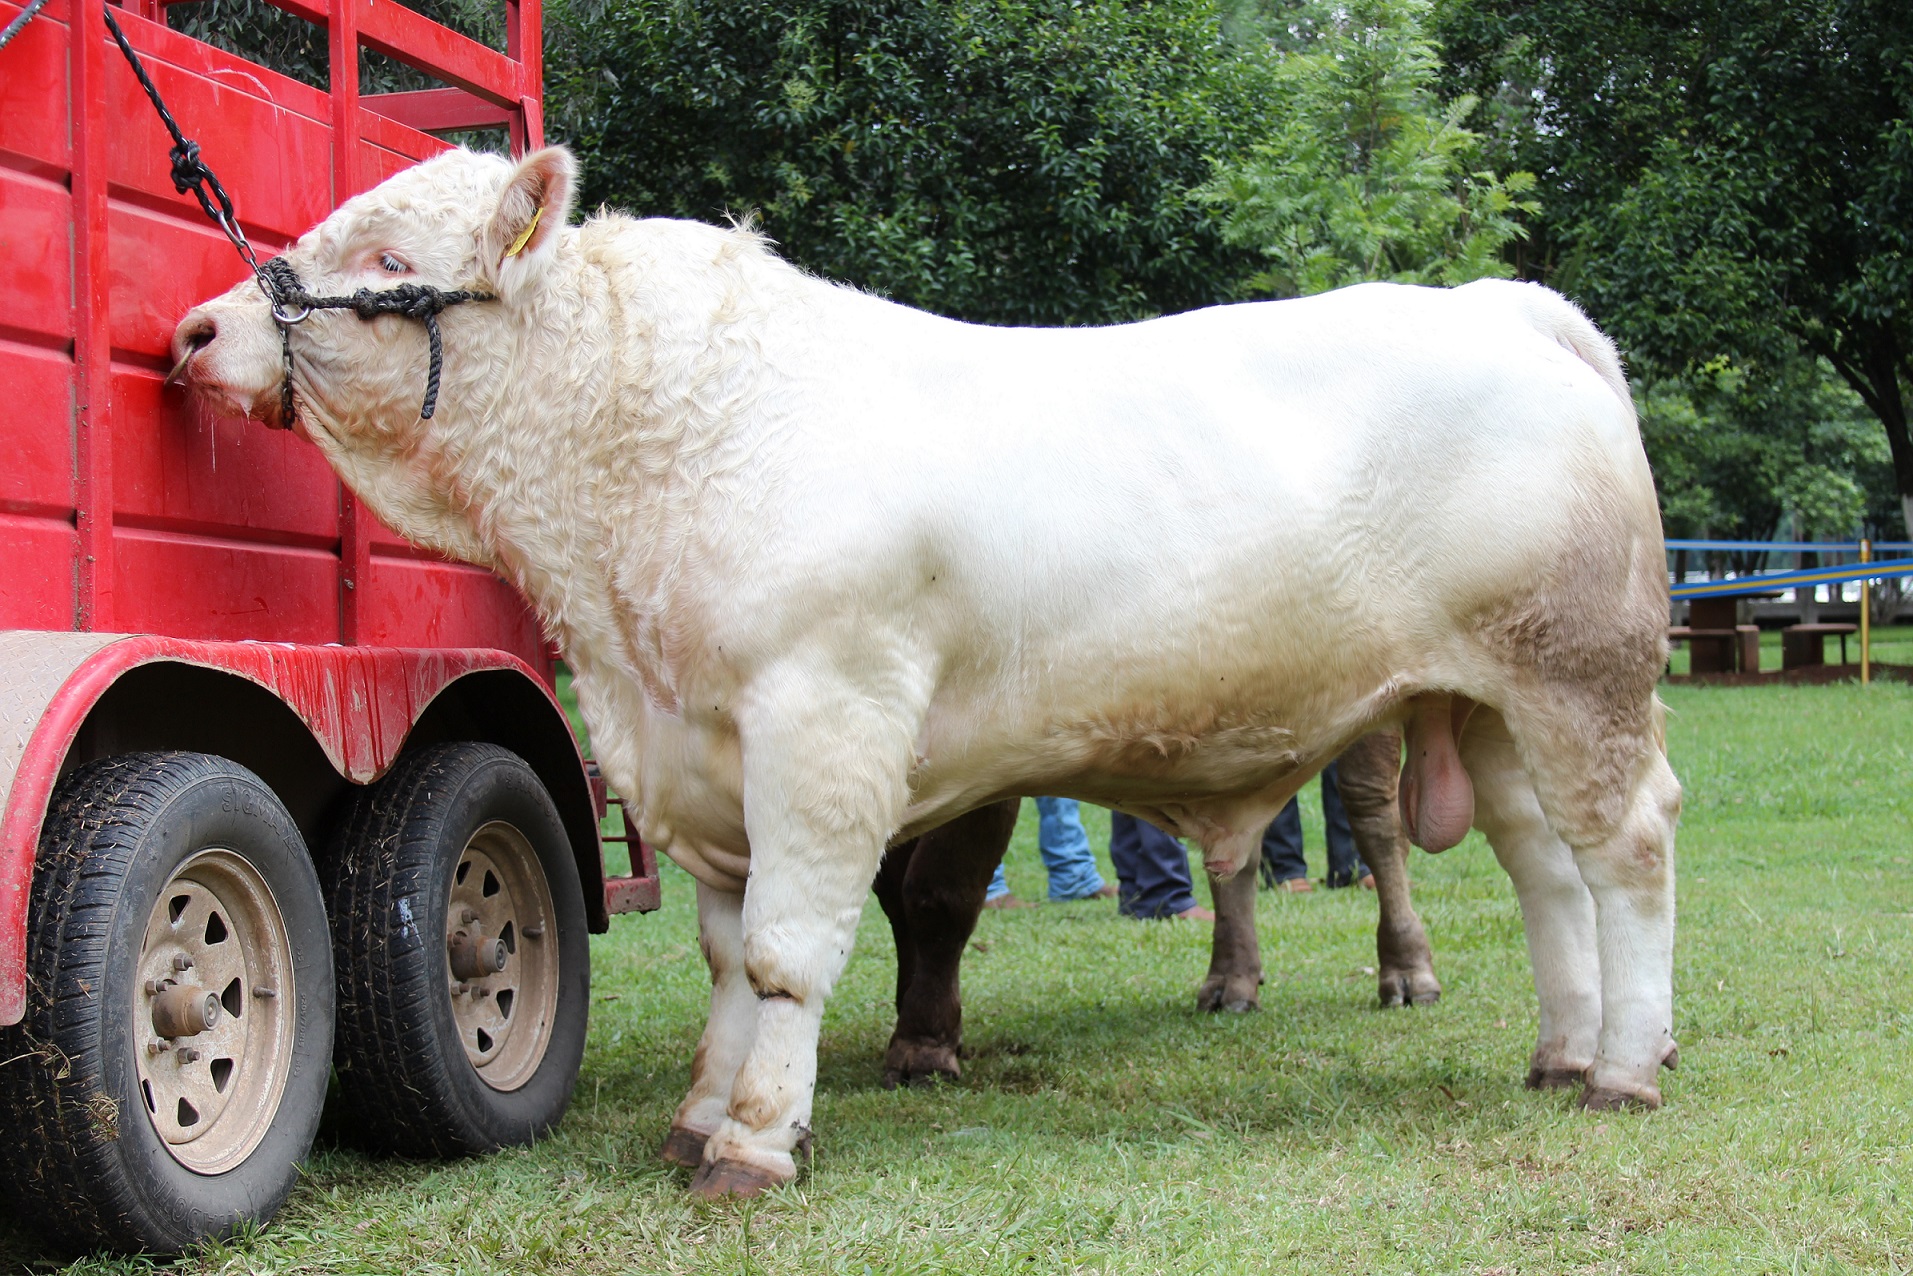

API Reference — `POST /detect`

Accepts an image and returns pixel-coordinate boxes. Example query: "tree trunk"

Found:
[1820,323,1913,537]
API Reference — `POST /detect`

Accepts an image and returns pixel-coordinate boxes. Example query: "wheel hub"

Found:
[133,848,295,1174]
[444,821,558,1091]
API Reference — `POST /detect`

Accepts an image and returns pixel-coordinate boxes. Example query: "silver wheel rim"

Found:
[133,848,296,1175]
[445,821,558,1091]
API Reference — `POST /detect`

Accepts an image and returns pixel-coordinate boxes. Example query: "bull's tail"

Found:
[1462,278,1631,410]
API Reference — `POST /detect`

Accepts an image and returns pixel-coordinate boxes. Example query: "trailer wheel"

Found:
[323,743,588,1157]
[0,753,333,1254]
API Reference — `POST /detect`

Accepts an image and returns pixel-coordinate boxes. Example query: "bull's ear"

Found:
[483,147,576,299]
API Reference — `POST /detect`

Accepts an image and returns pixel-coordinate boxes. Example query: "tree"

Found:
[550,0,1270,325]
[1199,0,1536,297]
[1436,0,1913,534]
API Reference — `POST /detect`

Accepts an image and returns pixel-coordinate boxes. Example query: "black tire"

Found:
[321,742,589,1157]
[0,752,334,1255]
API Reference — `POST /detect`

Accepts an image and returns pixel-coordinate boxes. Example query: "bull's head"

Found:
[171,146,575,558]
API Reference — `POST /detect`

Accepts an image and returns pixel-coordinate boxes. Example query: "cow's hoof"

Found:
[689,1157,792,1200]
[1579,1084,1661,1112]
[1526,1065,1584,1090]
[1378,970,1441,1008]
[660,1125,709,1168]
[1196,978,1260,1014]
[1662,1045,1679,1072]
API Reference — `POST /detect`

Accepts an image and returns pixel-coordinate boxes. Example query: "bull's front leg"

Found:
[688,670,916,1199]
[1337,730,1442,1008]
[662,883,756,1167]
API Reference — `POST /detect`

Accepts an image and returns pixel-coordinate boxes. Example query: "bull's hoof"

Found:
[1196,977,1261,1014]
[882,1037,961,1089]
[1526,1065,1585,1090]
[688,1157,793,1200]
[660,1125,710,1169]
[1579,1084,1661,1112]
[1378,970,1441,1008]
[1662,1045,1680,1072]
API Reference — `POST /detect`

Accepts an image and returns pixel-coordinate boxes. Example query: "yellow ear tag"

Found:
[504,205,543,258]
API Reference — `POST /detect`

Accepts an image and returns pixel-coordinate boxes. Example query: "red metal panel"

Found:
[111,530,340,643]
[0,168,74,345]
[356,0,523,109]
[0,343,74,516]
[363,88,513,134]
[0,0,69,175]
[108,203,259,360]
[359,554,547,656]
[109,368,339,542]
[101,11,333,239]
[0,518,77,630]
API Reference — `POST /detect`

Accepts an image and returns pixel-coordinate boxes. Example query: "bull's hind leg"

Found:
[1339,730,1442,1008]
[1487,698,1681,1108]
[689,672,915,1198]
[662,883,757,1167]
[1461,712,1601,1086]
[873,799,1019,1087]
[1198,859,1263,1012]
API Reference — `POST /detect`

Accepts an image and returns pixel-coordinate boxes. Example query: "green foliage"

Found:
[1436,0,1913,521]
[1200,0,1536,296]
[1638,357,1895,543]
[551,0,1270,325]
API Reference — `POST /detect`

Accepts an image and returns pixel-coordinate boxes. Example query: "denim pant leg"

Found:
[1319,762,1367,886]
[986,863,1010,900]
[1259,797,1307,886]
[1036,797,1106,900]
[1108,812,1197,918]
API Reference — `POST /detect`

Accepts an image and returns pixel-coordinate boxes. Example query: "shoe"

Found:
[1173,904,1216,921]
[1359,873,1376,891]
[1277,877,1313,894]
[982,893,1033,910]
[1086,883,1119,900]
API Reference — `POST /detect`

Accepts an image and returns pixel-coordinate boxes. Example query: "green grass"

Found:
[6,682,1911,1273]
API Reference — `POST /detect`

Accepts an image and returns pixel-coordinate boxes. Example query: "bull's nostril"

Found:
[186,320,216,352]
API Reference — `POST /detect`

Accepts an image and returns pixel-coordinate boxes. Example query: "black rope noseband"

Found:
[93,3,493,426]
[261,257,493,422]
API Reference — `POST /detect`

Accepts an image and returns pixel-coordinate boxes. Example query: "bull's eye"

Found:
[378,253,409,274]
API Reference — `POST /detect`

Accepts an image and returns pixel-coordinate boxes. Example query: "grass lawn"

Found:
[5,679,1910,1273]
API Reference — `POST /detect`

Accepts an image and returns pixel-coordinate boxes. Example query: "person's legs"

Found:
[1035,797,1108,900]
[1258,797,1308,888]
[1109,812,1201,918]
[1319,762,1368,887]
[985,863,1010,901]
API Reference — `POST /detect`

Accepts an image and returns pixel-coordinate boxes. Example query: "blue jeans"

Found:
[1108,811,1198,918]
[1260,761,1368,887]
[985,797,1108,901]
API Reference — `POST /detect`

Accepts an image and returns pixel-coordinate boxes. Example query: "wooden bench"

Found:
[1782,623,1857,670]
[1670,599,1762,673]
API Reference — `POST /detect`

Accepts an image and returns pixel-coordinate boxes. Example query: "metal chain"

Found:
[0,0,52,52]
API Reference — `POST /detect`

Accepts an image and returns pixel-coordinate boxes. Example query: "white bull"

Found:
[176,147,1682,1198]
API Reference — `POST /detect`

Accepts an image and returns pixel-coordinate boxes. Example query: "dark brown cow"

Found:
[873,730,1439,1088]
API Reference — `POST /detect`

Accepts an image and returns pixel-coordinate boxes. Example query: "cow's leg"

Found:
[1339,730,1441,1008]
[662,882,756,1167]
[1461,712,1601,1087]
[690,679,913,1198]
[876,799,1018,1088]
[1197,857,1263,1012]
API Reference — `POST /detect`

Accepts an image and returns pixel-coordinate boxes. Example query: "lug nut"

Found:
[461,908,477,924]
[522,925,544,940]
[177,1046,201,1064]
[172,953,195,972]
[253,985,277,999]
[147,1040,172,1055]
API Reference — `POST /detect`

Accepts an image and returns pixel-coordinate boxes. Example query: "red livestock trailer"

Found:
[0,0,657,1253]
